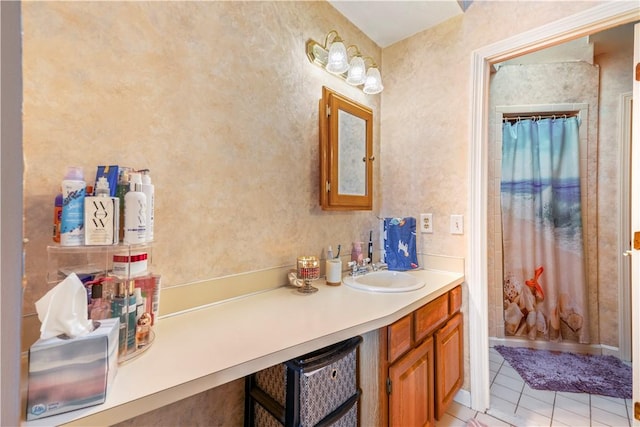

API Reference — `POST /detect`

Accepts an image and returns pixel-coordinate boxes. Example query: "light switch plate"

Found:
[420,213,433,233]
[450,215,463,235]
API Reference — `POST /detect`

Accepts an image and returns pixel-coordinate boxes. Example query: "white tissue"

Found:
[35,272,94,339]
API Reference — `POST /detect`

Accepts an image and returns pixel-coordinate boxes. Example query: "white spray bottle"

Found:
[123,172,147,244]
[140,170,154,242]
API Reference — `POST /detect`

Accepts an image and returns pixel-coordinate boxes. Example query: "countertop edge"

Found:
[23,270,464,427]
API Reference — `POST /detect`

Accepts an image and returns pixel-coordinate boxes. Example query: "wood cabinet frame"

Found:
[378,286,463,426]
[319,86,373,210]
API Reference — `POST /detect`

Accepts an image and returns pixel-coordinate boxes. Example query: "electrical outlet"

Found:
[450,215,464,235]
[420,213,433,234]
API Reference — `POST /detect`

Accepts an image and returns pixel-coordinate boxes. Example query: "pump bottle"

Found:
[123,172,147,244]
[140,170,154,242]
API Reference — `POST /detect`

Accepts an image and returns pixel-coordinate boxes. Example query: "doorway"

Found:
[487,29,633,352]
[466,2,640,413]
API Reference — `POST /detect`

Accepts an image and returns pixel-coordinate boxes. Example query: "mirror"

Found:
[319,86,373,210]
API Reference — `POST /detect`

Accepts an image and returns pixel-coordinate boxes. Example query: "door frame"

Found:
[467,2,640,412]
[1,2,24,426]
[619,91,633,362]
[631,22,640,426]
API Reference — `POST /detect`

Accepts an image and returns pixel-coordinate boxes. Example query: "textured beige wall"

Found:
[19,0,613,424]
[21,2,380,423]
[380,1,602,255]
[21,1,381,316]
[595,40,634,348]
[113,379,244,427]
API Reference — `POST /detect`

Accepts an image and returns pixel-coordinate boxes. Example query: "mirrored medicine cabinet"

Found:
[319,86,373,210]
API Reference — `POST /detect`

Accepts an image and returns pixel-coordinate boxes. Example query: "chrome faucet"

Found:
[348,257,371,276]
[372,261,388,271]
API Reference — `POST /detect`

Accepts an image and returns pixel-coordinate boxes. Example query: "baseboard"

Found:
[453,388,471,408]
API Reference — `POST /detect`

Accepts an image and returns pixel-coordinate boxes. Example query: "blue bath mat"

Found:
[495,345,631,399]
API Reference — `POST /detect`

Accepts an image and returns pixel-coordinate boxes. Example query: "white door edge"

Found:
[630,21,640,427]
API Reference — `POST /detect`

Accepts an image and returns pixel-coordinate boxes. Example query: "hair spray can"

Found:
[60,167,86,246]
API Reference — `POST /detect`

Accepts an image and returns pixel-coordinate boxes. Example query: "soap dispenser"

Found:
[351,242,363,263]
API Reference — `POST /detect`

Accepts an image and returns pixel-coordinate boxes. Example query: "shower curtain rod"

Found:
[502,111,579,123]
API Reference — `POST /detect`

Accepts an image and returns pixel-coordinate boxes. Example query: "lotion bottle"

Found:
[123,172,147,244]
[60,166,86,246]
[351,241,363,263]
[140,170,154,242]
[84,176,119,245]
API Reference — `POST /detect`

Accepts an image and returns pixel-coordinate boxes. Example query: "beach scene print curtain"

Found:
[501,116,589,344]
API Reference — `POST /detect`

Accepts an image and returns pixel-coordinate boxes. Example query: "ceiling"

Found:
[327,0,466,48]
[326,1,634,56]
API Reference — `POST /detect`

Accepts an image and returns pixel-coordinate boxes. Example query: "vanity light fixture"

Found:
[306,30,383,95]
[363,60,384,95]
[325,31,349,74]
[345,46,366,86]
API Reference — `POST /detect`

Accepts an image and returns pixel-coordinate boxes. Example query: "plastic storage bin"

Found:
[245,336,362,427]
[45,243,158,363]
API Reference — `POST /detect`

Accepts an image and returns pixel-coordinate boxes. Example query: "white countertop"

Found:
[23,268,464,426]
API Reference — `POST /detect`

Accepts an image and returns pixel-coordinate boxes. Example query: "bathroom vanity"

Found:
[380,285,463,426]
[21,258,464,426]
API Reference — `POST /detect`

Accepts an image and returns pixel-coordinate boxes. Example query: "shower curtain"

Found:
[501,116,589,344]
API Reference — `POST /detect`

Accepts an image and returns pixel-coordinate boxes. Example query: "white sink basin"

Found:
[342,270,425,293]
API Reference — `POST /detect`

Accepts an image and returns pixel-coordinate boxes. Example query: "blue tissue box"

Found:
[26,318,119,420]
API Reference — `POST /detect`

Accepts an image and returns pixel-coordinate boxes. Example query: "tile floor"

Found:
[436,346,633,427]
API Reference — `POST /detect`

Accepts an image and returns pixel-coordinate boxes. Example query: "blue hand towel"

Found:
[383,217,419,271]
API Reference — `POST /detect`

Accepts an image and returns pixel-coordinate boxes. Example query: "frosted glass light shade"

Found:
[363,67,384,94]
[326,41,349,74]
[346,56,366,85]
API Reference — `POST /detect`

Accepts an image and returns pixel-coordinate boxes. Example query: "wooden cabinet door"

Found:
[434,312,463,420]
[388,336,434,427]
